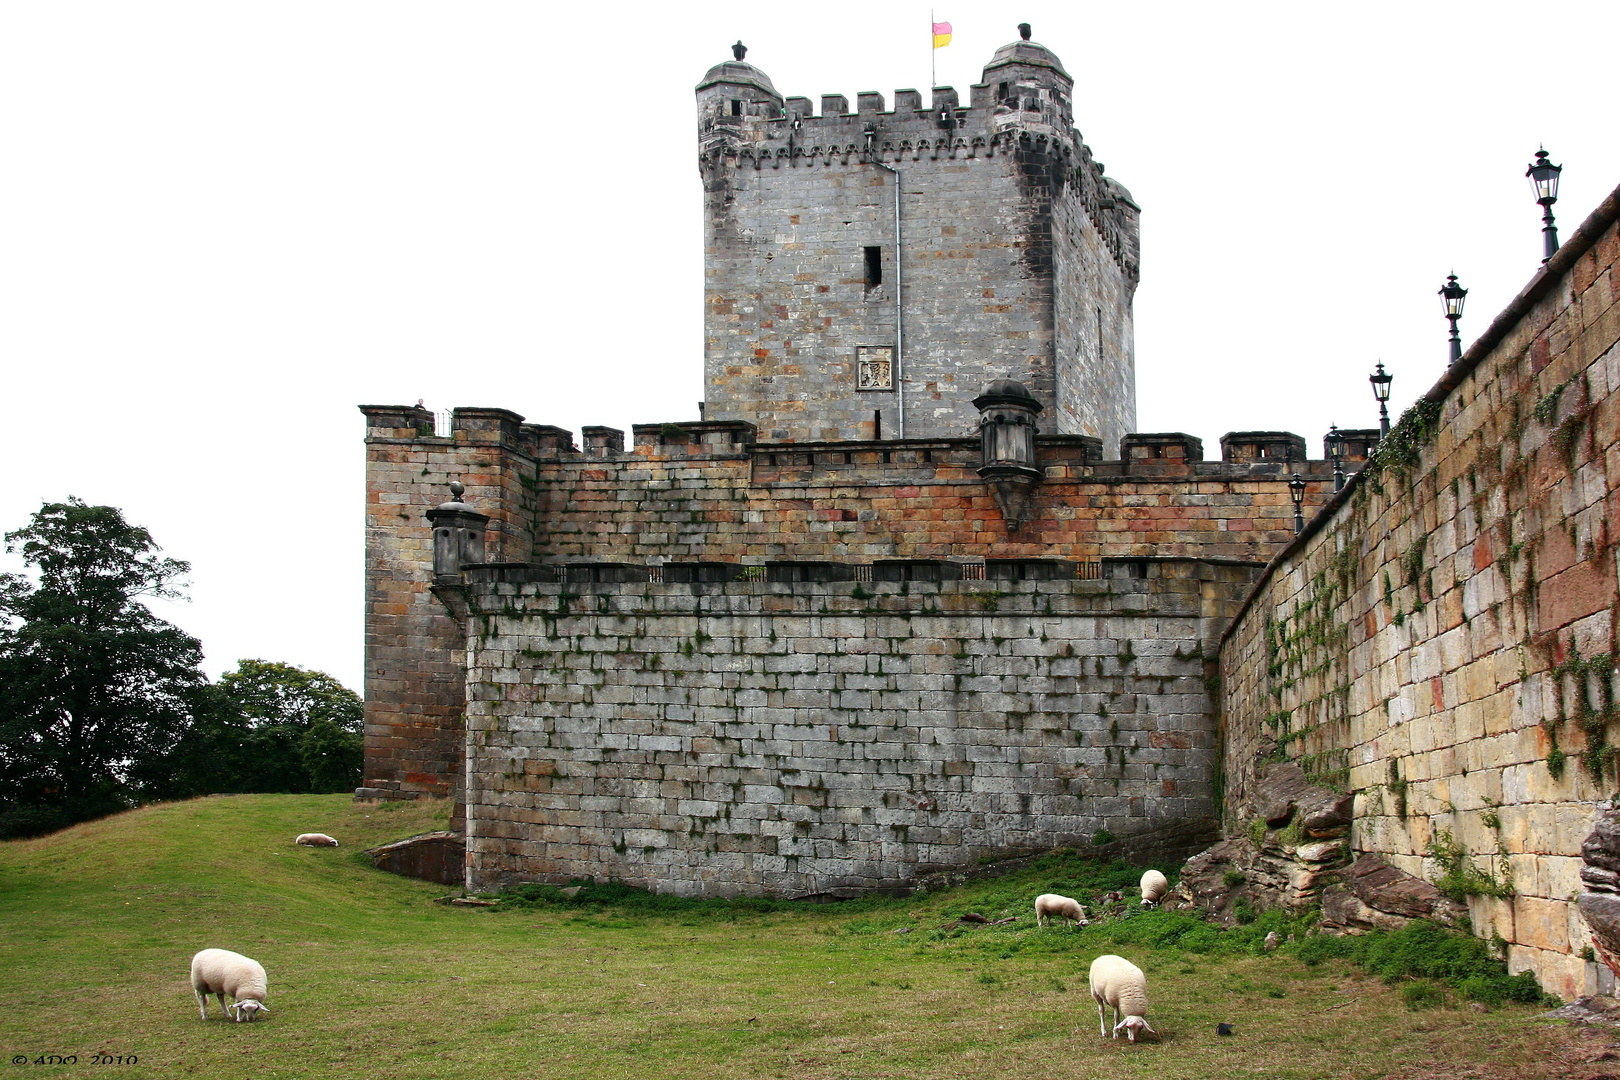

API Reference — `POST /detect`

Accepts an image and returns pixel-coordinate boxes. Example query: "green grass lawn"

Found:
[0,795,1601,1079]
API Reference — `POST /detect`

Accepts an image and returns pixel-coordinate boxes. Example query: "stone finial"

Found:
[426,480,488,587]
[1018,22,1032,40]
[732,40,747,61]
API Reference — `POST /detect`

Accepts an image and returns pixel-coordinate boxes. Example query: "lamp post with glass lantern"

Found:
[1370,362,1393,437]
[1325,425,1346,492]
[1528,148,1562,265]
[1440,274,1467,365]
[1289,473,1306,535]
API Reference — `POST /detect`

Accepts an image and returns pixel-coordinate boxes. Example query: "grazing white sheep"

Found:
[295,833,339,847]
[190,948,270,1022]
[1139,869,1168,908]
[1034,893,1087,928]
[1088,954,1155,1042]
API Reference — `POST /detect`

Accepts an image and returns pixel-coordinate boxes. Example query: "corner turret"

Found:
[696,41,783,153]
[981,23,1072,125]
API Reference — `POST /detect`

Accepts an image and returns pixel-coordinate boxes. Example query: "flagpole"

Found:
[930,9,936,89]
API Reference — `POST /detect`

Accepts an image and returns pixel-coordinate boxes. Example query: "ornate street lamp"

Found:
[1527,147,1562,265]
[1289,473,1307,535]
[1439,273,1468,365]
[1325,425,1346,492]
[1370,362,1393,437]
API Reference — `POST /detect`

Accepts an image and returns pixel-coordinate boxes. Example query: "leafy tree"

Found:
[223,659,363,794]
[0,499,205,837]
[151,660,364,797]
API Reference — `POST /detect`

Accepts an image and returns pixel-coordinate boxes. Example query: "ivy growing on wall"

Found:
[1360,398,1444,492]
[1252,552,1358,797]
[1548,651,1619,781]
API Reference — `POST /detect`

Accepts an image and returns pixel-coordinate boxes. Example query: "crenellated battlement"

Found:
[697,76,1134,281]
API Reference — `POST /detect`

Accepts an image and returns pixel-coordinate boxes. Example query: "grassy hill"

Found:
[0,795,1592,1079]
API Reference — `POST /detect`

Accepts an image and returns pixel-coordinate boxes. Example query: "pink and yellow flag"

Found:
[932,20,952,48]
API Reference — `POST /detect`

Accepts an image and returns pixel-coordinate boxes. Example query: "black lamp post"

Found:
[1440,273,1467,365]
[1289,473,1306,535]
[1325,425,1346,492]
[1370,362,1393,437]
[1528,147,1562,265]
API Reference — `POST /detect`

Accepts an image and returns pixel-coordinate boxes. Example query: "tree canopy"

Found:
[1,500,366,838]
[154,660,364,799]
[0,499,204,836]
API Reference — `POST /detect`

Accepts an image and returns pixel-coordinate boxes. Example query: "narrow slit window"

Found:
[730,99,743,116]
[864,246,883,287]
[1096,307,1103,362]
[873,410,882,440]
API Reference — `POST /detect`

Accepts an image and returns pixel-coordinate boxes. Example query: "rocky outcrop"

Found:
[1173,760,1462,932]
[1249,762,1354,837]
[1320,854,1467,932]
[1578,802,1620,981]
[1171,835,1347,925]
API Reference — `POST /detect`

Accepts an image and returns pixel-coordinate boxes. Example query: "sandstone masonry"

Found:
[361,409,1339,810]
[1219,183,1620,1000]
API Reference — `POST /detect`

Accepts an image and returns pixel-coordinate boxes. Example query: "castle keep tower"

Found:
[696,31,1140,448]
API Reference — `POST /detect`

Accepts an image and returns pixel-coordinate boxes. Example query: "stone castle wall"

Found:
[1219,185,1620,1000]
[361,407,1338,808]
[460,562,1252,896]
[359,404,565,803]
[533,429,1334,564]
[1053,178,1136,443]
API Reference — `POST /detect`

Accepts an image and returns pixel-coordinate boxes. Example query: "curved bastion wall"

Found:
[459,561,1253,896]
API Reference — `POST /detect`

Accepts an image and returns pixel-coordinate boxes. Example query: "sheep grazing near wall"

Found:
[1089,954,1155,1041]
[190,948,270,1022]
[1034,893,1087,928]
[1139,869,1168,908]
[295,833,339,847]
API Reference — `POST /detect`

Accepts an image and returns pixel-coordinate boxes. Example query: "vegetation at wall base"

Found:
[490,849,1552,1008]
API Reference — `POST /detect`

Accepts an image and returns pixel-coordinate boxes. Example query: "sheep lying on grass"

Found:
[1088,954,1155,1042]
[1034,893,1087,928]
[190,949,269,1022]
[1139,869,1168,908]
[295,833,339,847]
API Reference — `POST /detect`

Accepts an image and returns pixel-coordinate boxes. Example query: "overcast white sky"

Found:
[4,2,1617,692]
